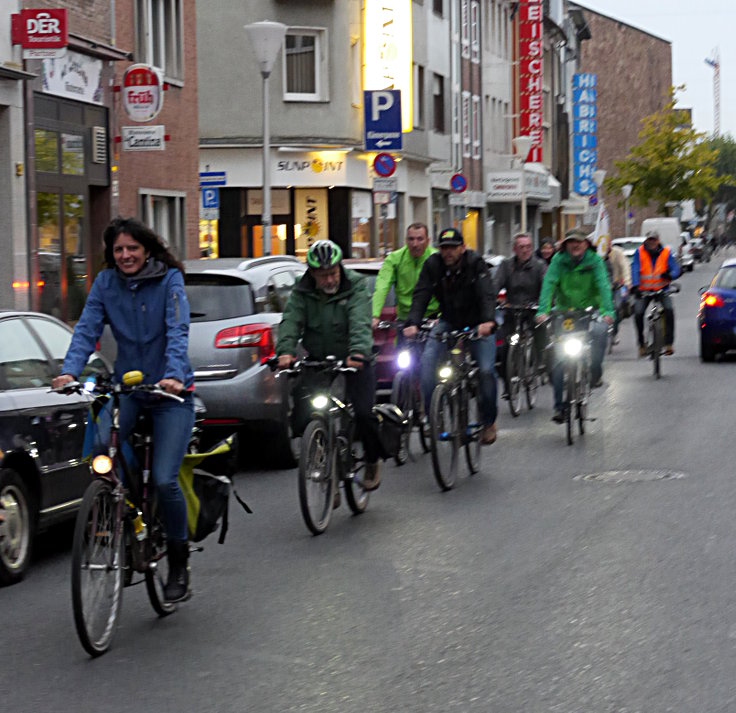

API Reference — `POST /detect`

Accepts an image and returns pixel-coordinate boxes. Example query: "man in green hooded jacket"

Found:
[536,228,614,423]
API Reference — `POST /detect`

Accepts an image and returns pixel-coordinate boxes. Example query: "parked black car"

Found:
[0,311,110,585]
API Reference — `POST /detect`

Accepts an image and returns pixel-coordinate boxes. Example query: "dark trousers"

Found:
[634,294,674,346]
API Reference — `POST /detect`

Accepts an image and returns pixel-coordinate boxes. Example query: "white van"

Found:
[640,217,683,260]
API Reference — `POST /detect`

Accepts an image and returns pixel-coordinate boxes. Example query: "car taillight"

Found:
[701,292,724,308]
[214,323,275,363]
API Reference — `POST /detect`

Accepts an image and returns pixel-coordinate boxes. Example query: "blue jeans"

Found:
[551,321,608,411]
[115,392,195,542]
[421,320,498,426]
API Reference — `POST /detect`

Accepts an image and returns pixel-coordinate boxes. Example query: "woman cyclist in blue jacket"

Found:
[52,217,195,603]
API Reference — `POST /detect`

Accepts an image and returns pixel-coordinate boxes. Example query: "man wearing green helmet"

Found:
[276,240,384,491]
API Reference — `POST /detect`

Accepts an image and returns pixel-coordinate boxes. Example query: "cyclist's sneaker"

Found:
[480,423,497,445]
[363,461,381,491]
[638,345,647,358]
[551,409,565,424]
[664,344,674,355]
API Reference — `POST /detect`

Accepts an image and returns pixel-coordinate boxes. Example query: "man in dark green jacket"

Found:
[276,240,383,490]
[536,228,614,423]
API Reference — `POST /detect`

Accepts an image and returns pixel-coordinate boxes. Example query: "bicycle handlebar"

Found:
[50,380,185,404]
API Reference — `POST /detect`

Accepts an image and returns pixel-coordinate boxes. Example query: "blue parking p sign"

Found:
[202,187,219,209]
[364,90,402,151]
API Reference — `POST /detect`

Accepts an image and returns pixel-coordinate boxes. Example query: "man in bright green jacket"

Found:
[371,223,439,328]
[535,228,614,423]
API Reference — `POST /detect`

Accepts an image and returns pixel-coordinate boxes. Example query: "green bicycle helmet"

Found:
[306,240,342,269]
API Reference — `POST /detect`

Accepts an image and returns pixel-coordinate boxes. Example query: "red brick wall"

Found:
[578,9,672,237]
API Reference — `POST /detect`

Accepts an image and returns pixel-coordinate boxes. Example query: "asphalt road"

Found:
[3,253,736,713]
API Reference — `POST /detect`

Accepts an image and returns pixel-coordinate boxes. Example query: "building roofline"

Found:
[569,2,672,46]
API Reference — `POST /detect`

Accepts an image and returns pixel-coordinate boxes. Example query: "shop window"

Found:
[35,129,58,173]
[284,28,328,102]
[136,0,184,81]
[37,191,62,319]
[64,194,86,322]
[62,133,84,176]
[139,191,186,258]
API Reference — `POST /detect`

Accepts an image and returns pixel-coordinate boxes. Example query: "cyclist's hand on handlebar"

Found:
[52,374,75,390]
[477,321,495,338]
[602,315,614,326]
[371,317,380,330]
[535,314,548,325]
[346,354,365,369]
[158,378,184,395]
[403,325,419,340]
[277,354,295,370]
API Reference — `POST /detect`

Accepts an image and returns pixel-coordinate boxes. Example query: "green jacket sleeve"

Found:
[536,255,561,317]
[592,255,615,319]
[372,251,398,318]
[276,289,306,356]
[348,278,374,356]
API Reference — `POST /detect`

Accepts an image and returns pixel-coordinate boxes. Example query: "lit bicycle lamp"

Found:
[92,455,113,474]
[563,337,583,356]
[397,350,411,369]
[83,380,96,392]
[509,333,520,346]
[312,395,329,409]
[438,366,453,380]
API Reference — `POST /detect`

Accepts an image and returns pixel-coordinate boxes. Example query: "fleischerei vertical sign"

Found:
[572,73,598,195]
[518,0,543,162]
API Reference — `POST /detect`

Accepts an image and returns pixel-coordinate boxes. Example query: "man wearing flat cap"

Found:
[404,228,499,445]
[536,227,615,424]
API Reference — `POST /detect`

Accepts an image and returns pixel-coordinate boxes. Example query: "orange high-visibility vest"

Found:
[638,245,671,292]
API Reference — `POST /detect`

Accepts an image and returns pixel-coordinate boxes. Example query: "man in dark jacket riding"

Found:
[276,239,384,491]
[403,228,499,445]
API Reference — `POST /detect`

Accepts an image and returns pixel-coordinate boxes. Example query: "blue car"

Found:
[698,258,736,361]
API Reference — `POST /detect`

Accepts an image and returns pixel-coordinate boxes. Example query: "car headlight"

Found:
[312,395,329,409]
[397,350,411,370]
[563,337,583,357]
[92,455,113,474]
[438,366,453,380]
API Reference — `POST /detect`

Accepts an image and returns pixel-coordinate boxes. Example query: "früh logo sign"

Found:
[11,9,68,48]
[518,0,543,163]
[122,64,164,122]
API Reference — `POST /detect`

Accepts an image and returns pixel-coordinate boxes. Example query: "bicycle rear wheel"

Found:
[71,479,124,657]
[430,383,459,490]
[524,340,539,410]
[144,511,176,617]
[506,345,522,417]
[390,370,411,465]
[464,382,482,475]
[298,419,335,535]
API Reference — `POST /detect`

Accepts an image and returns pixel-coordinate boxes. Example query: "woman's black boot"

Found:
[164,539,191,602]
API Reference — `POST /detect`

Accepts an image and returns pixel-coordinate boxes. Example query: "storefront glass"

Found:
[35,129,58,173]
[37,191,61,318]
[61,134,84,176]
[198,219,219,258]
[252,224,288,257]
[462,210,479,250]
[64,194,86,321]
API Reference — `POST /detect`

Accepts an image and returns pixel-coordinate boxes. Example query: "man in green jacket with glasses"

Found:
[371,223,439,330]
[536,228,614,424]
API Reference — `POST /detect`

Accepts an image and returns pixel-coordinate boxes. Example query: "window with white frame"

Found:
[284,28,328,102]
[136,0,183,81]
[139,190,186,259]
[461,0,470,59]
[462,91,471,158]
[472,95,481,159]
[471,1,480,63]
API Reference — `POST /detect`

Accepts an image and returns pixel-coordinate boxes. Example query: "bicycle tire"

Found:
[390,370,411,466]
[565,363,575,446]
[298,419,335,535]
[464,381,482,475]
[415,382,430,453]
[71,479,124,657]
[577,359,588,436]
[525,340,539,410]
[429,383,459,491]
[144,512,176,617]
[342,432,370,515]
[506,344,522,417]
[651,315,662,379]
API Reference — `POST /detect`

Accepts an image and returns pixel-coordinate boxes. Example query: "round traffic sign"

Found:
[373,152,396,177]
[450,173,467,193]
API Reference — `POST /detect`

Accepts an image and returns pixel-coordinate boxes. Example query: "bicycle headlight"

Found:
[311,395,329,409]
[92,455,113,474]
[438,366,453,380]
[509,333,520,346]
[397,350,411,370]
[563,337,583,356]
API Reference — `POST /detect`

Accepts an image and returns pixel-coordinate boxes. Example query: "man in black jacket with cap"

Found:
[403,228,498,444]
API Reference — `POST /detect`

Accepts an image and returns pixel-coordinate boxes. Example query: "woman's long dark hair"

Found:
[102,217,185,273]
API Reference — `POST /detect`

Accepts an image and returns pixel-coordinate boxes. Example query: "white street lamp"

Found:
[512,135,533,234]
[244,21,287,256]
[622,183,633,237]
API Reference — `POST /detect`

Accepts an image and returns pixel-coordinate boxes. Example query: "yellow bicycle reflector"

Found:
[92,455,113,474]
[122,370,144,386]
[562,319,575,332]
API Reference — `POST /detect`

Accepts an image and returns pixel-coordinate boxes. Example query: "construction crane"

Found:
[705,48,720,137]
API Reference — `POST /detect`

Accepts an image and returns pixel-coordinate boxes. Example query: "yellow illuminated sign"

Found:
[363,0,413,132]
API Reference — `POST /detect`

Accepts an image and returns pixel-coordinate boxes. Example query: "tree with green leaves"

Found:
[604,88,721,213]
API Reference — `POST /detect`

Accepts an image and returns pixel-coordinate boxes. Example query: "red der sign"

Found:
[122,64,164,122]
[518,0,543,162]
[11,9,68,48]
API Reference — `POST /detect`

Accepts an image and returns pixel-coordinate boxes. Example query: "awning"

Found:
[539,174,562,211]
[0,63,36,81]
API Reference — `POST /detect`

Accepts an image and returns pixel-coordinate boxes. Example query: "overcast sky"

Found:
[578,1,736,137]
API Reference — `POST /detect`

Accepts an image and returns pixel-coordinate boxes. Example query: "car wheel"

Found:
[700,336,716,363]
[0,468,36,586]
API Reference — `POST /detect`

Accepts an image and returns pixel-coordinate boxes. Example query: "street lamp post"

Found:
[244,21,287,257]
[512,135,533,234]
[622,183,633,237]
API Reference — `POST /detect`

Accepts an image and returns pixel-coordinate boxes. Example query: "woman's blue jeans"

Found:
[420,320,498,426]
[115,392,195,542]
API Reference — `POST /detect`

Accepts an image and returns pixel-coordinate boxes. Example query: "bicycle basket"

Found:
[373,403,409,459]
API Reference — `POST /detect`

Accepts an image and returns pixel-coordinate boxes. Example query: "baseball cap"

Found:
[438,228,464,246]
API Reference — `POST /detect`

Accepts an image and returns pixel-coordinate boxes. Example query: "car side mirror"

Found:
[698,286,708,295]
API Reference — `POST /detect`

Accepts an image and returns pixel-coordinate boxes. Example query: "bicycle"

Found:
[550,309,595,446]
[643,284,680,379]
[501,304,542,417]
[55,371,188,657]
[274,357,371,535]
[428,328,484,491]
[379,320,432,464]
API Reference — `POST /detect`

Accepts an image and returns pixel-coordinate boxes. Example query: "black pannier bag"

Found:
[372,403,409,459]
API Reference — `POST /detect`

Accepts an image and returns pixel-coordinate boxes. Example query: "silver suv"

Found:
[183,256,306,464]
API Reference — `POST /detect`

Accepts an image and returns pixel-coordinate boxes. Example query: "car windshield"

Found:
[713,267,736,290]
[184,274,255,322]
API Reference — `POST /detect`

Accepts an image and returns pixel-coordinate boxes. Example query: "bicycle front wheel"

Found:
[524,340,539,410]
[464,381,482,475]
[390,370,411,465]
[71,479,124,657]
[506,345,522,417]
[565,364,576,446]
[650,316,662,379]
[144,511,176,617]
[298,419,335,535]
[430,383,459,490]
